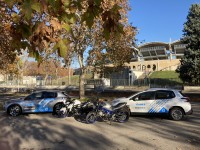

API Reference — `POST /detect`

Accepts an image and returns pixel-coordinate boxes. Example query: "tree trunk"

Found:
[67,61,71,86]
[44,74,48,85]
[78,53,85,99]
[79,71,85,99]
[21,72,23,85]
[55,68,58,80]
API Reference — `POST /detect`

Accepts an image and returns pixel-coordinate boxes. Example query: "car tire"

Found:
[170,107,184,121]
[53,103,64,116]
[8,105,22,116]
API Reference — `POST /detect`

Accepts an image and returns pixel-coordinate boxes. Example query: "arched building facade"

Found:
[106,40,186,82]
[127,40,186,72]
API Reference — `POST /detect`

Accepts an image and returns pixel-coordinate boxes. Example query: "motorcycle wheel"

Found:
[86,112,97,124]
[58,108,68,118]
[53,103,67,118]
[116,110,129,123]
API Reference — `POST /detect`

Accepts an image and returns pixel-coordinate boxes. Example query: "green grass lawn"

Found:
[150,71,180,79]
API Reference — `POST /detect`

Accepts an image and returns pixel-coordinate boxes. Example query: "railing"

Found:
[140,46,166,52]
[0,78,80,87]
[174,44,187,49]
[2,77,198,92]
[110,78,183,90]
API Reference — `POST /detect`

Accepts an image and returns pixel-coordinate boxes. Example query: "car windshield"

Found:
[127,92,141,98]
[43,92,57,98]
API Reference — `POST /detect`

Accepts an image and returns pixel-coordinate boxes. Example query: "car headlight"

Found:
[4,101,12,106]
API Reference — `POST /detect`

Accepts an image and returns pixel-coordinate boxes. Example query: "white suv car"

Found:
[112,88,193,120]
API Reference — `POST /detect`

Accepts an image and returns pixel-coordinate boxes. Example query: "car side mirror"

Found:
[130,97,138,101]
[134,97,139,101]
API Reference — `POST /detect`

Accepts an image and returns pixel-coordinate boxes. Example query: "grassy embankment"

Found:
[149,71,183,86]
[149,71,180,79]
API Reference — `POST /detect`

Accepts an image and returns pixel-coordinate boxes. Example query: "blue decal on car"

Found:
[35,98,55,112]
[148,108,156,113]
[148,100,169,113]
[159,107,168,113]
[136,103,145,106]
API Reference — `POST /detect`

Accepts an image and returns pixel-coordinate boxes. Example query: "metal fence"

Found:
[110,78,183,90]
[0,77,184,91]
[0,78,80,87]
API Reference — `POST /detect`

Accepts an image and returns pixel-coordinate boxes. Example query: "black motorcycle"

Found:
[56,98,96,118]
[86,100,130,124]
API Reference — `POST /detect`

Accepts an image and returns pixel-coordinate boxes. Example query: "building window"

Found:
[153,64,156,71]
[138,65,141,70]
[142,65,146,71]
[147,65,151,69]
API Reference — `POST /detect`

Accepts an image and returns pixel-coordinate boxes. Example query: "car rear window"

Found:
[178,91,186,97]
[43,92,57,98]
[155,90,175,99]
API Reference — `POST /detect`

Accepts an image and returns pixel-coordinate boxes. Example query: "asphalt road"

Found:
[0,101,199,150]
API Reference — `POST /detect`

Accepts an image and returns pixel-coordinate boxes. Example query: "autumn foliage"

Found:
[23,61,73,78]
[0,0,136,98]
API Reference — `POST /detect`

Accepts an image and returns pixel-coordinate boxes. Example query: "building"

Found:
[128,40,186,71]
[71,40,186,86]
[106,40,186,84]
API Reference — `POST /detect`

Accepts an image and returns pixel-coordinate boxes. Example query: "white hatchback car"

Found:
[112,88,193,120]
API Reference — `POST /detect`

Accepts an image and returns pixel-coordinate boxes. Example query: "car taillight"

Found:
[181,97,190,102]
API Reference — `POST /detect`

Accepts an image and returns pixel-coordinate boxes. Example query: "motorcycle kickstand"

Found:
[109,118,113,125]
[109,114,116,125]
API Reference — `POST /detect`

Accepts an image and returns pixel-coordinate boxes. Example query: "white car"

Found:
[4,91,70,116]
[112,88,193,120]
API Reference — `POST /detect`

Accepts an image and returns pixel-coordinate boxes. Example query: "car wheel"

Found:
[170,107,184,121]
[53,103,64,116]
[8,105,22,116]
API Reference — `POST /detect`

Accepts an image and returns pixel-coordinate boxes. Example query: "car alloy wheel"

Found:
[9,105,21,116]
[53,103,64,116]
[170,108,184,121]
